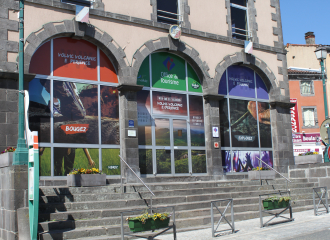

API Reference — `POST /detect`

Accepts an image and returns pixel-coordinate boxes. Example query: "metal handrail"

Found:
[119,155,155,196]
[256,157,291,183]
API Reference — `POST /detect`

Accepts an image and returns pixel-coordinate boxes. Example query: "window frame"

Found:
[302,106,318,128]
[156,0,182,25]
[300,80,315,96]
[230,0,251,41]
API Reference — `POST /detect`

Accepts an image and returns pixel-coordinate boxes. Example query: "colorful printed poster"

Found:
[152,52,186,91]
[256,74,269,100]
[218,70,227,95]
[189,95,205,146]
[137,57,150,87]
[230,99,259,148]
[222,150,231,172]
[137,91,152,145]
[53,38,97,81]
[232,151,273,172]
[228,65,255,98]
[29,41,51,75]
[187,64,202,93]
[152,92,187,116]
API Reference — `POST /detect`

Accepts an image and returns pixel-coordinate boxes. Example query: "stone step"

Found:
[38,190,314,222]
[38,197,314,232]
[38,186,314,214]
[39,178,308,196]
[39,204,315,240]
[39,182,316,204]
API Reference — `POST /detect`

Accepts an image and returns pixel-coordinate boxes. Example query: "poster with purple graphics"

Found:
[222,150,231,172]
[232,150,273,172]
[228,65,255,98]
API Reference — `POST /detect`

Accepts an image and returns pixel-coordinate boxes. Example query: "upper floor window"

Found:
[302,107,317,127]
[230,0,250,40]
[300,80,314,95]
[157,0,180,25]
[61,0,93,7]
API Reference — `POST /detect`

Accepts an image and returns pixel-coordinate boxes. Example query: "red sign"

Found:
[152,92,187,116]
[61,124,89,135]
[214,142,219,148]
[290,98,300,133]
[292,133,320,143]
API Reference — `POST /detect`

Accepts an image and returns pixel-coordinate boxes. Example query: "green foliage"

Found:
[264,195,291,202]
[40,148,51,176]
[102,149,121,175]
[127,210,169,224]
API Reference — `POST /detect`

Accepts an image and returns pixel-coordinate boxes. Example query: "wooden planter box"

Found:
[0,152,14,168]
[248,171,275,180]
[263,200,290,210]
[67,174,106,187]
[128,218,170,233]
[294,154,322,165]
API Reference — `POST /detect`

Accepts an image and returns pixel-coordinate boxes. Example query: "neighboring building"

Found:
[286,32,329,156]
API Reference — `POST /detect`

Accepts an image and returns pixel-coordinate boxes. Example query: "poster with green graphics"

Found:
[187,64,202,93]
[152,52,186,91]
[137,56,150,87]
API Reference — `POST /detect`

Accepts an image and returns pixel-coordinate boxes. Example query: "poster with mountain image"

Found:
[189,95,205,146]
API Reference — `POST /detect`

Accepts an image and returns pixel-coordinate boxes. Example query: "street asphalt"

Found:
[158,209,330,240]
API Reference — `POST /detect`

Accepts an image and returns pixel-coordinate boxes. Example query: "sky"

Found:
[279,0,330,45]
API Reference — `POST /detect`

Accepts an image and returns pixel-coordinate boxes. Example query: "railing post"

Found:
[313,188,316,216]
[121,212,124,240]
[326,187,329,213]
[231,199,235,233]
[211,202,214,237]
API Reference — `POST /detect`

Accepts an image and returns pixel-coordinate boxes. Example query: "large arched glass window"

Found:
[28,37,121,177]
[137,52,206,176]
[219,65,273,173]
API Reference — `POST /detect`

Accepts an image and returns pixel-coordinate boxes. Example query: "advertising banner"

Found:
[187,64,202,93]
[228,65,255,98]
[152,91,187,116]
[232,150,273,172]
[53,38,97,81]
[290,98,300,133]
[292,133,321,143]
[137,57,150,87]
[230,99,259,148]
[189,95,205,146]
[152,52,186,91]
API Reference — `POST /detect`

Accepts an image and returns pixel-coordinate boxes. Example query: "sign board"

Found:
[128,120,134,128]
[292,133,321,144]
[214,142,219,148]
[128,130,136,137]
[290,98,300,133]
[76,5,89,23]
[212,127,219,138]
[244,40,253,54]
[169,25,181,39]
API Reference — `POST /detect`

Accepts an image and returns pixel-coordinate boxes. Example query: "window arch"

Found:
[137,52,206,176]
[218,65,273,173]
[28,37,121,177]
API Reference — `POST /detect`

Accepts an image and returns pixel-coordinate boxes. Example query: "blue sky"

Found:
[279,0,330,45]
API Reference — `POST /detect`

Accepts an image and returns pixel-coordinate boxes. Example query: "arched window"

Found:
[218,65,273,173]
[137,52,206,175]
[28,37,121,177]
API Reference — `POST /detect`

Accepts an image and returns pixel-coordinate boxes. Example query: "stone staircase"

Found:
[38,177,316,240]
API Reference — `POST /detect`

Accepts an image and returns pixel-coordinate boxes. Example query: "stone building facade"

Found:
[0,0,294,183]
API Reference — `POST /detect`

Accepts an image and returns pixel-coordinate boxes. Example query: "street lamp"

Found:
[315,45,329,119]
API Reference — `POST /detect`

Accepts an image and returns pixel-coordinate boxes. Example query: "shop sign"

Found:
[169,25,181,39]
[290,98,300,133]
[61,124,89,135]
[212,127,219,138]
[152,91,187,116]
[292,133,321,143]
[234,135,255,142]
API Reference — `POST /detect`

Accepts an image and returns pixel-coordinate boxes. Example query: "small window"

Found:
[300,80,314,95]
[230,0,250,40]
[303,108,316,127]
[157,0,179,25]
[61,0,92,7]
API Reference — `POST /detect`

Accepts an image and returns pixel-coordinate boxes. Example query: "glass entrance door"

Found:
[154,118,189,175]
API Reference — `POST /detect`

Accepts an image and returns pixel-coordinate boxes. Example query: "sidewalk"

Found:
[160,209,330,240]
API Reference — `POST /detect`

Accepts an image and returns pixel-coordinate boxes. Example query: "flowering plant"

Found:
[252,166,270,171]
[69,168,101,175]
[126,211,170,224]
[264,195,291,202]
[1,147,16,154]
[298,151,318,156]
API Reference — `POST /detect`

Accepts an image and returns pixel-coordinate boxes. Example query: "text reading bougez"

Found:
[60,124,89,135]
[58,52,96,66]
